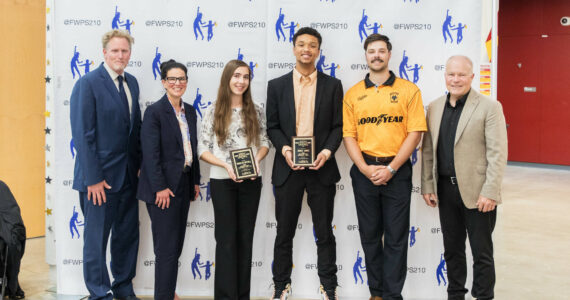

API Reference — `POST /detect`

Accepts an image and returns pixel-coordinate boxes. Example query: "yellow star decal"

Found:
[45,208,53,215]
[46,161,51,167]
[44,111,51,117]
[46,7,50,14]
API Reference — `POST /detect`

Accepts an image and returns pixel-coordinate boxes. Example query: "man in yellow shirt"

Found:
[343,34,426,300]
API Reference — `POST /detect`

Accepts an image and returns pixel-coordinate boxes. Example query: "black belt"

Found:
[362,152,395,165]
[439,175,457,185]
[183,165,192,173]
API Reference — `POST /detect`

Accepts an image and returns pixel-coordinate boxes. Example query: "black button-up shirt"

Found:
[437,91,469,177]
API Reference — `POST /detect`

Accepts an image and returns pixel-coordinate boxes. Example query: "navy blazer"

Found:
[266,71,344,187]
[70,63,142,193]
[136,95,200,204]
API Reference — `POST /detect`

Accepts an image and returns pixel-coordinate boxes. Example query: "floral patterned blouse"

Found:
[198,103,270,179]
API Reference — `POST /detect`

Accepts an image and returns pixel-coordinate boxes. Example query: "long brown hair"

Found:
[213,59,260,147]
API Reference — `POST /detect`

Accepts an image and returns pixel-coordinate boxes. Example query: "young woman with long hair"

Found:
[198,59,270,299]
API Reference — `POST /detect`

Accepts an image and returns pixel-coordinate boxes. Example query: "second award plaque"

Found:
[230,147,258,180]
[292,136,315,167]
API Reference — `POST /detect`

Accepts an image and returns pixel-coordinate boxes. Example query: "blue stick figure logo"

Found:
[123,18,134,34]
[399,50,411,80]
[353,250,367,285]
[70,138,76,159]
[192,88,212,119]
[411,146,420,166]
[237,48,244,61]
[193,7,216,41]
[316,50,340,78]
[316,50,326,73]
[368,22,383,34]
[191,248,214,280]
[70,46,94,79]
[191,248,203,279]
[111,6,134,34]
[111,6,122,29]
[275,8,298,43]
[358,9,383,43]
[69,206,84,239]
[399,50,422,84]
[408,63,422,84]
[237,48,258,80]
[442,9,467,45]
[152,47,162,80]
[436,253,447,286]
[358,9,370,42]
[409,226,420,247]
[404,0,420,3]
[203,260,214,280]
[199,181,211,202]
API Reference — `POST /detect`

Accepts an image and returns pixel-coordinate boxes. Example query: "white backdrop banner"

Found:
[49,0,484,298]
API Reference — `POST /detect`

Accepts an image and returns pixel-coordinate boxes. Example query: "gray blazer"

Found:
[421,89,508,209]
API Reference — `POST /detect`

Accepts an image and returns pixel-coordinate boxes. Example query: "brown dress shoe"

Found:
[369,297,382,300]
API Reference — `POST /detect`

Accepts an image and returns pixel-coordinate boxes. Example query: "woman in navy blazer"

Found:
[137,59,200,300]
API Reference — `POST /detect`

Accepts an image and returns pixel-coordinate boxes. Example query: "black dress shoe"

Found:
[7,286,25,299]
[115,296,141,300]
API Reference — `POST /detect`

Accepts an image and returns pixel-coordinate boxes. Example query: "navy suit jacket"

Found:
[136,95,200,204]
[70,63,142,193]
[266,71,344,187]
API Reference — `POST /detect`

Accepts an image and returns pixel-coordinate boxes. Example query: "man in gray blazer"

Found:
[421,55,507,300]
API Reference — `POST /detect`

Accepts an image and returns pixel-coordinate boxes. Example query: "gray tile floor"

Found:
[19,163,570,299]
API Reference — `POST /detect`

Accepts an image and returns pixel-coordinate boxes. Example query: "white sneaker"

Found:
[271,283,292,300]
[319,284,338,300]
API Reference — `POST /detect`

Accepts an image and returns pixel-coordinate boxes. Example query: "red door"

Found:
[498,0,570,165]
[538,35,570,164]
[497,36,542,163]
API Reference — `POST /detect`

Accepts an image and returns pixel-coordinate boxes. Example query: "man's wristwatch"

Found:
[387,165,397,175]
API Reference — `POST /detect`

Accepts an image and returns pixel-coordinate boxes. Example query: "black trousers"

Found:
[350,160,412,300]
[210,178,262,300]
[272,170,338,289]
[437,176,496,300]
[146,172,192,300]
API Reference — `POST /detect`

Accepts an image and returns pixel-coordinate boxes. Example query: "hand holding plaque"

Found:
[230,147,258,180]
[292,136,315,167]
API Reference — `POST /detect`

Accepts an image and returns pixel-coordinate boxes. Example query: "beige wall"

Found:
[0,0,46,238]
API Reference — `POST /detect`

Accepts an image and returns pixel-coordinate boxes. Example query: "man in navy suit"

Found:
[266,27,343,300]
[70,29,141,300]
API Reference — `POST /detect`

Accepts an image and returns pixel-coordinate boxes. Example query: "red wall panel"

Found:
[541,0,570,35]
[539,35,570,165]
[499,0,542,37]
[499,0,570,165]
[498,36,541,163]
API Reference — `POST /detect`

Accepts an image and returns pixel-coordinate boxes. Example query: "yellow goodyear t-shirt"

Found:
[343,72,427,157]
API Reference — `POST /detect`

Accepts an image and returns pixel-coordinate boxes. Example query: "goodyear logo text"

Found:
[359,114,404,125]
